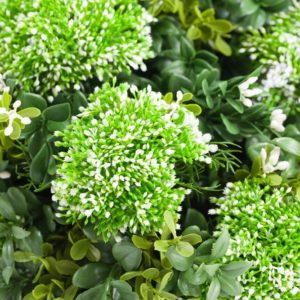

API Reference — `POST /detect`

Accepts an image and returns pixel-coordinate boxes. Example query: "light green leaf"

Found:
[176,241,194,257]
[70,239,90,261]
[207,277,221,300]
[211,229,230,259]
[164,211,177,237]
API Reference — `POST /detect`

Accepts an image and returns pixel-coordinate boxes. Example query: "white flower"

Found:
[270,109,286,132]
[239,77,262,107]
[4,125,13,136]
[260,147,289,174]
[0,171,11,179]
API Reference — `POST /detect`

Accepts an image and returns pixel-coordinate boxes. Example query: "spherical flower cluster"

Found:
[0,0,153,99]
[240,7,300,107]
[210,179,300,299]
[51,83,217,239]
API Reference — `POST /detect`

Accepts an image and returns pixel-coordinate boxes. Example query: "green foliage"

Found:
[17,90,88,190]
[0,187,54,299]
[218,0,291,28]
[115,210,250,299]
[0,78,40,159]
[148,0,233,55]
[0,0,153,96]
[211,176,300,299]
[241,6,300,110]
[125,17,272,142]
[52,83,218,239]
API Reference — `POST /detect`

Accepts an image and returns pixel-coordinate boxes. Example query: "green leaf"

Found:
[207,20,233,33]
[19,93,47,111]
[86,244,101,262]
[240,0,259,16]
[211,229,230,259]
[112,241,142,272]
[164,211,177,237]
[30,143,50,184]
[132,235,152,250]
[206,277,221,300]
[56,260,79,275]
[0,194,16,220]
[267,174,282,186]
[183,104,202,116]
[2,239,14,267]
[180,37,195,59]
[9,121,21,140]
[154,240,171,252]
[184,208,208,230]
[220,114,240,135]
[187,25,202,40]
[221,261,252,277]
[166,246,194,271]
[215,35,232,56]
[142,268,160,280]
[12,226,30,239]
[14,251,37,262]
[70,239,90,261]
[204,264,221,277]
[120,271,142,281]
[111,280,139,300]
[7,187,28,216]
[273,137,300,156]
[227,97,244,114]
[2,266,13,284]
[176,241,194,257]
[18,107,40,118]
[64,285,78,300]
[32,284,49,299]
[218,273,242,296]
[76,283,107,300]
[72,263,111,289]
[159,271,173,291]
[202,79,214,109]
[168,74,193,93]
[181,233,202,245]
[42,103,71,122]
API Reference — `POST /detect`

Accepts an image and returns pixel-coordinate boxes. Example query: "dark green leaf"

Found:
[112,241,142,272]
[73,263,111,289]
[42,103,71,122]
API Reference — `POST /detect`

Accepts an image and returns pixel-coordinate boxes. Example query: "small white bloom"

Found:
[4,125,13,136]
[0,171,11,179]
[239,77,262,106]
[13,100,21,109]
[261,147,289,174]
[270,109,286,132]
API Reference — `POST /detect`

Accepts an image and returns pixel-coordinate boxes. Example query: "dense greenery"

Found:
[0,0,299,299]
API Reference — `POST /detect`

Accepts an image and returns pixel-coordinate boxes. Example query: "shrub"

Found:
[0,0,153,97]
[211,176,300,299]
[52,83,217,239]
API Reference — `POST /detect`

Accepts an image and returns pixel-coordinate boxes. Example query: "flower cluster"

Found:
[0,0,153,98]
[240,6,300,107]
[238,76,262,107]
[210,179,300,299]
[51,83,217,239]
[0,76,40,141]
[260,147,289,174]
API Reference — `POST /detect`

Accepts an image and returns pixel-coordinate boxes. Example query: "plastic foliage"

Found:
[0,187,55,299]
[19,226,132,300]
[0,0,153,97]
[0,77,40,159]
[218,0,291,29]
[134,17,272,142]
[114,210,251,300]
[241,5,300,110]
[210,153,300,299]
[16,90,88,191]
[51,83,218,240]
[148,0,233,55]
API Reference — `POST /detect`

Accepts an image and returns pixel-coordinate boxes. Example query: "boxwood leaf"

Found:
[166,246,194,271]
[42,103,71,122]
[76,283,107,300]
[72,263,111,289]
[112,241,142,272]
[70,239,90,261]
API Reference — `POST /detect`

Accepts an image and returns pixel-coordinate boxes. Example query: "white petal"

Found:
[0,171,11,179]
[4,126,13,136]
[269,147,280,165]
[243,88,263,97]
[243,98,253,107]
[275,161,289,171]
